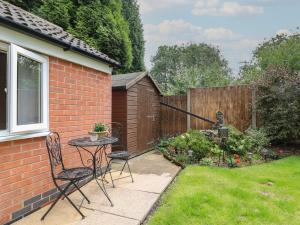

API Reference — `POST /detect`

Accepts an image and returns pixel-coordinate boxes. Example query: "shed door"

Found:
[137,87,155,151]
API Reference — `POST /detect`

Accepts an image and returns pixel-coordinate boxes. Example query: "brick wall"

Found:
[0,56,112,224]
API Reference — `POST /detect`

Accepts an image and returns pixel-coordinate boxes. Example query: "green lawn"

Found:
[147,157,300,225]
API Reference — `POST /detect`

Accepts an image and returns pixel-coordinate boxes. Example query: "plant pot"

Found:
[89,131,108,140]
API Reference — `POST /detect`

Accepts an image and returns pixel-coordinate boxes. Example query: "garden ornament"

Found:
[215,111,224,129]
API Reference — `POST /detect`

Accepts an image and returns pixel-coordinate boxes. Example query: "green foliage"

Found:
[245,128,271,153]
[72,0,132,73]
[151,44,232,95]
[122,0,145,72]
[223,126,270,157]
[199,157,214,166]
[35,0,73,30]
[238,32,300,84]
[236,62,262,85]
[254,33,300,72]
[256,66,300,143]
[157,130,222,165]
[93,123,107,132]
[237,32,300,144]
[223,126,252,156]
[6,0,145,73]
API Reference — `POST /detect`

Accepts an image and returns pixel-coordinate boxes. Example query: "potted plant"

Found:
[89,123,108,141]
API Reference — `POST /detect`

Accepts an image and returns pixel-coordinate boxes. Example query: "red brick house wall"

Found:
[0,56,112,224]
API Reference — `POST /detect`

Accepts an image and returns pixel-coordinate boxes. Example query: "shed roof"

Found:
[0,0,120,67]
[112,71,162,94]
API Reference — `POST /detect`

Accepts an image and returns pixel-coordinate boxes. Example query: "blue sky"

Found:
[137,0,300,75]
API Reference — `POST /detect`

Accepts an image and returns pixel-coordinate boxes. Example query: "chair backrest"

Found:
[46,132,65,176]
[107,122,125,151]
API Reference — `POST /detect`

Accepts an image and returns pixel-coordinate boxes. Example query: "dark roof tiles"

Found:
[112,71,162,94]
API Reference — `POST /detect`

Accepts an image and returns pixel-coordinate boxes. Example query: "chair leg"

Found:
[107,159,115,188]
[71,180,91,204]
[126,160,134,183]
[41,182,80,220]
[63,192,85,219]
[120,161,127,175]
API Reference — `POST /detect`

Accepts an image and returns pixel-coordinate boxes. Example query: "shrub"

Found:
[256,66,300,144]
[245,128,271,154]
[170,130,221,162]
[223,126,252,156]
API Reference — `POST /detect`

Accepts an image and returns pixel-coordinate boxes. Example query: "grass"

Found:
[147,157,300,225]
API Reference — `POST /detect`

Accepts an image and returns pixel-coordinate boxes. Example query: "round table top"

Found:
[68,136,118,147]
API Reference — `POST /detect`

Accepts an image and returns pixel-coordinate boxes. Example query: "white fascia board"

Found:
[0,25,113,74]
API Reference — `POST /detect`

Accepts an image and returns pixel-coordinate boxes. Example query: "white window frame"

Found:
[10,44,49,133]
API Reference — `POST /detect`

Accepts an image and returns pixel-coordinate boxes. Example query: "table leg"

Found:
[93,147,113,207]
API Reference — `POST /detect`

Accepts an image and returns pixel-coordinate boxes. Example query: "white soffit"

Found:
[0,25,113,74]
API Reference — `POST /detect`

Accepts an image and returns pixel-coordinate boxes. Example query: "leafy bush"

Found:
[157,127,270,167]
[171,130,221,162]
[245,128,271,154]
[223,126,252,156]
[256,66,300,144]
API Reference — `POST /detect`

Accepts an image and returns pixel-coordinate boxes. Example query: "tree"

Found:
[35,0,73,30]
[6,0,135,73]
[238,32,300,84]
[151,43,232,95]
[71,0,132,73]
[122,0,145,72]
[238,31,300,143]
[256,66,300,144]
[254,33,300,72]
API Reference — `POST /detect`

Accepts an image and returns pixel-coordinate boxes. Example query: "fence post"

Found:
[251,87,257,129]
[187,89,191,130]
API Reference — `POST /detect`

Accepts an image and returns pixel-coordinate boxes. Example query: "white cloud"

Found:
[203,27,238,40]
[230,38,260,49]
[143,19,247,72]
[192,0,264,16]
[144,19,237,44]
[138,0,191,14]
[276,29,292,35]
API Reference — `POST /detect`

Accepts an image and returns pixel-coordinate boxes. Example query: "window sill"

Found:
[0,131,50,143]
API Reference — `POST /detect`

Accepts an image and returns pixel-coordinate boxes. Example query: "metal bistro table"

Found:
[68,136,118,207]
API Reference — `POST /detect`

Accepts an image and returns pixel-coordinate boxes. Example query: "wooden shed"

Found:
[112,71,162,155]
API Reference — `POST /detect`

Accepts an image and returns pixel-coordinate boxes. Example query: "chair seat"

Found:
[57,167,93,180]
[107,151,130,160]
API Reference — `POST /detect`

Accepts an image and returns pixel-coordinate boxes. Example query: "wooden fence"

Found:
[160,95,187,137]
[160,85,255,136]
[189,85,254,131]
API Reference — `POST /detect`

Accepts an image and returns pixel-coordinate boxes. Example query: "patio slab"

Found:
[14,150,180,225]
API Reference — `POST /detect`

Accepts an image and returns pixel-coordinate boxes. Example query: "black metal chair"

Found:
[42,132,92,220]
[104,122,134,188]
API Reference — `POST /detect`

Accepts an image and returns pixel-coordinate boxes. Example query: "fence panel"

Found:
[160,95,187,137]
[190,85,253,131]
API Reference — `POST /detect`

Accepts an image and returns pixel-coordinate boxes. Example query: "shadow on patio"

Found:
[14,151,180,225]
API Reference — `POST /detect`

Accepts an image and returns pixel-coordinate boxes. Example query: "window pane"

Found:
[0,51,7,130]
[17,54,42,125]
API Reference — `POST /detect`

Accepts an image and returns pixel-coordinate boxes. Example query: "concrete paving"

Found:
[14,151,180,225]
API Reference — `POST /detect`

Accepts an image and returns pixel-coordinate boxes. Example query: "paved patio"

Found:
[14,151,180,225]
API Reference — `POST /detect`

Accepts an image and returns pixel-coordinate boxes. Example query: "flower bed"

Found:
[156,127,278,167]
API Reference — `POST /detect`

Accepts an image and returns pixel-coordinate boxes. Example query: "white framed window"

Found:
[0,42,49,138]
